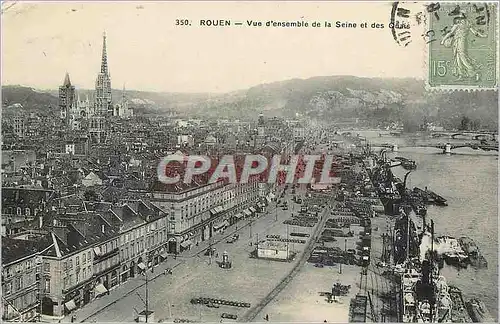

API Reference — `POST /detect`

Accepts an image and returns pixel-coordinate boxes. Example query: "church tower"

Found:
[89,32,112,143]
[256,113,266,147]
[94,32,112,115]
[59,72,75,127]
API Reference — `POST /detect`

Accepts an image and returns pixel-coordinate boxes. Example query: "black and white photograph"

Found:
[1,1,498,323]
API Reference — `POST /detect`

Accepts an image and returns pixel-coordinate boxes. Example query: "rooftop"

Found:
[2,235,52,265]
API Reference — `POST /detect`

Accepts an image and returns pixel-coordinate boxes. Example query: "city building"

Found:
[2,236,52,322]
[151,178,260,254]
[89,200,168,285]
[177,134,194,147]
[112,86,132,118]
[256,240,289,260]
[3,111,27,139]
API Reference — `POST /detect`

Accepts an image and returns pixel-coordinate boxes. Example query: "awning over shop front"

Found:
[243,209,252,216]
[160,252,168,259]
[93,247,101,256]
[210,206,224,215]
[257,202,264,208]
[94,284,108,296]
[235,213,243,219]
[65,300,76,311]
[180,240,192,248]
[137,262,146,270]
[221,220,229,227]
[249,207,257,213]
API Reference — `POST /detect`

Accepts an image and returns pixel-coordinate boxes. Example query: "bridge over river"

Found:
[377,142,499,153]
[377,131,498,141]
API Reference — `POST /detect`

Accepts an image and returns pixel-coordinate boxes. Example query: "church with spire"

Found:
[94,32,113,116]
[57,32,132,142]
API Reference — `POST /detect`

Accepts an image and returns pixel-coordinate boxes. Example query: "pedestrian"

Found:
[265,314,269,321]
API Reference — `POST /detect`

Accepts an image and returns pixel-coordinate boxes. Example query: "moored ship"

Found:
[412,187,448,207]
[448,285,473,322]
[458,237,488,269]
[394,156,417,170]
[466,298,494,322]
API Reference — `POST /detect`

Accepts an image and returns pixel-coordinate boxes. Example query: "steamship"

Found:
[395,213,470,323]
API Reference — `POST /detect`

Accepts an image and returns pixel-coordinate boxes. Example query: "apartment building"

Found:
[151,179,261,254]
[1,236,51,322]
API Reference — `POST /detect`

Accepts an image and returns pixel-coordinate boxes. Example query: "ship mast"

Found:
[406,211,410,261]
[430,219,435,321]
[403,171,412,262]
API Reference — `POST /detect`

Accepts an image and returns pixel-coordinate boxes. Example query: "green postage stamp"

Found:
[427,2,497,90]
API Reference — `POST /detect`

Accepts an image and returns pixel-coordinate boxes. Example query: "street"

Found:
[78,185,324,322]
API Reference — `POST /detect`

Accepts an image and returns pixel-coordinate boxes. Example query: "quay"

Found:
[2,122,494,323]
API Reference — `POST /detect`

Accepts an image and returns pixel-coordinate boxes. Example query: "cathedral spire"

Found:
[101,31,108,74]
[63,72,72,87]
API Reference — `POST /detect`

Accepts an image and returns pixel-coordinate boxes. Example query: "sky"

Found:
[2,1,427,93]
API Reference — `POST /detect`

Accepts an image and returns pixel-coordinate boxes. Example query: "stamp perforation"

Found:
[424,1,499,92]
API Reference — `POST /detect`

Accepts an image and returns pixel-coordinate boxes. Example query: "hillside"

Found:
[186,76,498,130]
[2,76,498,131]
[2,85,58,111]
[1,86,216,116]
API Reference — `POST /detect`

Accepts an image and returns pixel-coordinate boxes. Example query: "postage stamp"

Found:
[426,2,498,90]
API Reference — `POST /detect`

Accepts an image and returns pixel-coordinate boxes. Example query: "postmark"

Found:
[389,1,417,47]
[426,2,498,90]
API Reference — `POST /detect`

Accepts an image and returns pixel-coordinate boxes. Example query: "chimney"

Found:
[39,215,43,229]
[101,224,105,234]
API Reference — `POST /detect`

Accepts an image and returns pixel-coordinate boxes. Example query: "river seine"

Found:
[357,130,498,320]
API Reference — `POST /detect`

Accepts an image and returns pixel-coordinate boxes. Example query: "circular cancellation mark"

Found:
[389,2,492,47]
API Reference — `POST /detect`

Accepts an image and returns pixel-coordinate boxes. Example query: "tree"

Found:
[459,116,471,131]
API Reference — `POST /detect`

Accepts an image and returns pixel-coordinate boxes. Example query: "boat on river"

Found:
[466,298,494,322]
[458,237,488,268]
[412,187,448,206]
[448,285,473,322]
[394,157,417,170]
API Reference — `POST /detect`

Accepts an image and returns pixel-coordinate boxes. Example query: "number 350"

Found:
[176,19,190,26]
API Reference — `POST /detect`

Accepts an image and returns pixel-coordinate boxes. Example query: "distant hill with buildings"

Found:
[185,76,498,131]
[2,85,59,114]
[1,85,212,116]
[2,75,498,131]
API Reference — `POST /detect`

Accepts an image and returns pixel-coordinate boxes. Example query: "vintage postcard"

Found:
[1,1,498,324]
